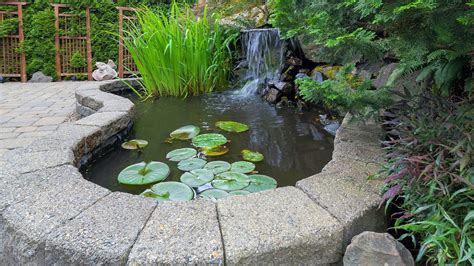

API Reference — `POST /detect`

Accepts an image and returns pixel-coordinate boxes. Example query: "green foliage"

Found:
[297,64,392,117]
[0,17,18,37]
[123,2,237,97]
[69,51,86,69]
[382,91,474,265]
[270,0,474,96]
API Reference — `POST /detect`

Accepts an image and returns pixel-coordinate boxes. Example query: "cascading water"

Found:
[240,28,284,96]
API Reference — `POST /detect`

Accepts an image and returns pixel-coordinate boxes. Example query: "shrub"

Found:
[297,64,393,117]
[122,2,237,97]
[382,90,474,265]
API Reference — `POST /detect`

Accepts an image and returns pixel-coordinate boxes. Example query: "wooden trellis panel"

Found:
[53,4,92,80]
[0,2,27,82]
[117,7,139,78]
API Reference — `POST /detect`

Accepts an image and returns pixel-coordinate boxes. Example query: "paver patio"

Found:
[0,82,103,157]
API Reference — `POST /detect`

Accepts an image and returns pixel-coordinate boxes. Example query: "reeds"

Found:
[122,2,236,98]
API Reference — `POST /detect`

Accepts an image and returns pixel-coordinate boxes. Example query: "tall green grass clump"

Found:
[123,2,236,98]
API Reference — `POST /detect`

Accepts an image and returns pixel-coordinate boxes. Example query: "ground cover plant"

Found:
[122,1,237,97]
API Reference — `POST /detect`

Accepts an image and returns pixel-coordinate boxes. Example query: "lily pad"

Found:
[241,149,264,162]
[212,171,250,191]
[166,148,197,162]
[229,190,251,196]
[177,158,207,171]
[121,139,148,150]
[199,189,230,200]
[231,161,256,174]
[192,133,228,148]
[204,161,231,174]
[118,161,170,185]
[170,125,200,140]
[142,181,194,202]
[201,146,229,156]
[216,121,249,133]
[245,175,277,193]
[180,169,214,187]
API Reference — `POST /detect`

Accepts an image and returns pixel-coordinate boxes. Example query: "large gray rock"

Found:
[296,173,386,246]
[0,166,109,264]
[29,71,53,83]
[372,63,398,89]
[74,111,131,142]
[128,200,224,265]
[217,186,343,264]
[344,232,414,266]
[44,192,156,265]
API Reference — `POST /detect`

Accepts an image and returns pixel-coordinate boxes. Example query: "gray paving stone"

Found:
[128,200,224,265]
[322,158,385,195]
[1,168,109,265]
[34,116,68,126]
[332,141,386,164]
[0,132,20,139]
[0,127,15,133]
[296,173,386,246]
[45,192,156,265]
[217,186,343,265]
[2,146,74,174]
[0,137,36,150]
[334,125,383,146]
[74,111,131,140]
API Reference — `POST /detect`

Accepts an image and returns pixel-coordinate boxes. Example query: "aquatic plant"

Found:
[241,149,264,162]
[170,125,201,140]
[177,158,207,171]
[204,161,231,174]
[122,2,237,97]
[212,172,251,191]
[121,139,148,150]
[192,133,228,148]
[142,181,195,202]
[166,148,197,162]
[230,161,256,174]
[215,121,249,133]
[246,175,277,192]
[118,161,170,185]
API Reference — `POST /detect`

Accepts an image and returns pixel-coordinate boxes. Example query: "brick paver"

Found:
[0,81,92,156]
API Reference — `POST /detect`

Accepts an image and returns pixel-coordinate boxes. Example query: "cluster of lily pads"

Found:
[118,121,277,202]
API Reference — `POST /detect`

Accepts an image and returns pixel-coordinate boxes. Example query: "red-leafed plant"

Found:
[382,88,473,265]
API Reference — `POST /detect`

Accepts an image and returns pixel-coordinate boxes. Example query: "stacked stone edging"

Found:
[0,80,386,265]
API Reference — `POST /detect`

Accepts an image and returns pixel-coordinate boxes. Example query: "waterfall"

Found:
[240,28,284,96]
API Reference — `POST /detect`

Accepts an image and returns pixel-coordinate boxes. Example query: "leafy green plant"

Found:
[297,64,393,117]
[122,1,237,97]
[0,17,18,37]
[382,90,474,265]
[69,51,87,69]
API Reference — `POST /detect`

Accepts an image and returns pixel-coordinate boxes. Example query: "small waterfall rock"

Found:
[344,232,414,266]
[295,73,309,79]
[312,71,324,83]
[92,60,118,81]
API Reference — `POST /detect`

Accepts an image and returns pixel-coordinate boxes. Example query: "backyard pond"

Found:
[83,89,334,199]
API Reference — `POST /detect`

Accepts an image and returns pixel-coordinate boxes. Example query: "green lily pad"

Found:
[200,146,229,156]
[231,161,256,174]
[142,181,194,202]
[180,169,214,187]
[241,149,264,162]
[216,121,249,133]
[177,158,207,171]
[121,139,148,150]
[118,161,170,185]
[166,148,197,162]
[199,189,230,200]
[192,133,228,148]
[170,125,200,140]
[212,171,250,191]
[229,190,251,196]
[204,161,231,174]
[245,175,278,193]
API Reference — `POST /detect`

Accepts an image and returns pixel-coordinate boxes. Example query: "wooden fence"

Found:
[0,2,27,82]
[53,4,93,81]
[117,7,139,78]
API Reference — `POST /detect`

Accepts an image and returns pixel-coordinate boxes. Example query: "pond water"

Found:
[83,90,334,195]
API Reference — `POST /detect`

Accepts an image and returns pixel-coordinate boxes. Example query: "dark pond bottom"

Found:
[84,90,334,195]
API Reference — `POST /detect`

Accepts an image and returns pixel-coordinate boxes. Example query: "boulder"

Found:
[286,56,303,66]
[371,63,398,89]
[29,71,53,83]
[343,231,414,266]
[262,87,282,104]
[92,60,118,81]
[312,71,324,82]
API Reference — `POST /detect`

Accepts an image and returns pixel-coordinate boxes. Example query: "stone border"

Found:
[0,80,387,265]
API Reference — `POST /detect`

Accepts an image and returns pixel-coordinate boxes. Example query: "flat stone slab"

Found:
[0,165,109,264]
[296,173,385,246]
[2,147,74,174]
[44,192,156,265]
[217,186,343,265]
[128,200,224,265]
